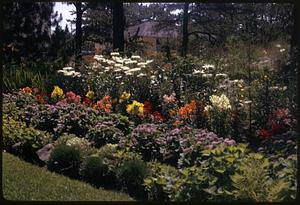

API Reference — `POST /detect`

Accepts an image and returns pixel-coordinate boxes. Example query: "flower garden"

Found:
[3,49,297,202]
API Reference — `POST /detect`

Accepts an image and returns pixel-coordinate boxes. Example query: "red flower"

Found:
[152,111,165,122]
[143,101,153,114]
[83,97,92,106]
[258,129,272,139]
[36,94,45,104]
[270,122,285,135]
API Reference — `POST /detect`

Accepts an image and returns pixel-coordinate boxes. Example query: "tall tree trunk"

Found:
[181,2,189,57]
[112,1,124,52]
[75,2,83,69]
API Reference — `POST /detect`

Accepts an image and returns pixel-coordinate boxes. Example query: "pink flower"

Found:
[65,91,81,104]
[163,92,177,104]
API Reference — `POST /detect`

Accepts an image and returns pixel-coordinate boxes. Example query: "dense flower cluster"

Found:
[85,90,94,99]
[94,96,112,113]
[57,91,81,105]
[178,100,197,119]
[119,91,131,103]
[57,67,81,77]
[21,87,33,95]
[51,86,64,98]
[209,94,231,110]
[126,100,144,116]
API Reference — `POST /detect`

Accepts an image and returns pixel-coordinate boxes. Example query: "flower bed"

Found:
[2,52,297,202]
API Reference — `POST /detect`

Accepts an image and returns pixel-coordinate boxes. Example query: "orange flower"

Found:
[178,100,197,119]
[169,109,178,117]
[173,120,182,127]
[21,87,32,94]
[95,95,112,113]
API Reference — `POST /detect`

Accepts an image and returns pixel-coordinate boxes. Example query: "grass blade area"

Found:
[2,152,134,201]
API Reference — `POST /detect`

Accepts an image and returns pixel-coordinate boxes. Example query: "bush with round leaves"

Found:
[47,144,81,178]
[143,162,181,201]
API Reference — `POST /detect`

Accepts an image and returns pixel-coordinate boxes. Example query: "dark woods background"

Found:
[1,2,298,92]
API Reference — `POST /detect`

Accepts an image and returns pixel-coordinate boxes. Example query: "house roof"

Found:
[125,21,178,39]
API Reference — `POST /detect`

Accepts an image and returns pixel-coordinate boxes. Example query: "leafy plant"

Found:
[116,159,148,199]
[80,156,109,187]
[230,153,290,202]
[3,114,51,162]
[143,162,181,201]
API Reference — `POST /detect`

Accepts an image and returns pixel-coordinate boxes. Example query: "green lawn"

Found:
[2,152,134,201]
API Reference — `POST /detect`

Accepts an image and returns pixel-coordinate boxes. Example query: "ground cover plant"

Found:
[2,2,297,202]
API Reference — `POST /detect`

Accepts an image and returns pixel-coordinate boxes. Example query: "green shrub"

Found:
[3,114,51,162]
[143,162,181,201]
[174,166,210,201]
[230,153,290,202]
[93,146,143,189]
[80,156,109,187]
[271,154,297,200]
[196,143,250,201]
[54,133,94,157]
[116,159,148,199]
[47,144,81,179]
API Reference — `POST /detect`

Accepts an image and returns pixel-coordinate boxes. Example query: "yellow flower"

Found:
[51,86,63,98]
[86,90,94,99]
[126,100,144,115]
[119,91,131,103]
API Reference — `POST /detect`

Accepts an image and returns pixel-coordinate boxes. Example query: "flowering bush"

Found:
[121,123,163,161]
[86,121,125,148]
[158,126,236,167]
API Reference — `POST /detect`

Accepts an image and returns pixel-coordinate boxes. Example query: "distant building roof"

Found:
[125,21,178,39]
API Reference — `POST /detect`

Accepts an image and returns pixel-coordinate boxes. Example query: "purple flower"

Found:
[170,128,180,135]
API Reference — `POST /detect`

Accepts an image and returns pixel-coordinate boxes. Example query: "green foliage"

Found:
[230,154,290,202]
[174,166,210,201]
[3,92,38,121]
[47,144,81,178]
[271,154,297,200]
[143,162,181,201]
[80,156,109,187]
[3,66,55,93]
[116,159,148,199]
[93,145,143,189]
[195,144,250,201]
[54,133,94,157]
[3,114,51,161]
